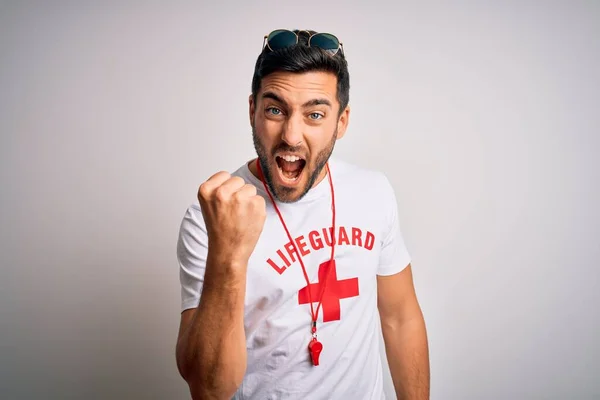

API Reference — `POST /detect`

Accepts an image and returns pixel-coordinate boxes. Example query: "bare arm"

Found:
[378,264,430,400]
[176,252,248,400]
[176,171,266,399]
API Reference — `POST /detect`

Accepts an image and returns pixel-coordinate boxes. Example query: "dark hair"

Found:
[251,29,350,115]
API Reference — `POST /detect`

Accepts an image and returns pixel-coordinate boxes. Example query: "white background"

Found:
[1,1,599,399]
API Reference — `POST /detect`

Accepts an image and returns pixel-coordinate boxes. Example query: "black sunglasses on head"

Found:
[262,29,344,56]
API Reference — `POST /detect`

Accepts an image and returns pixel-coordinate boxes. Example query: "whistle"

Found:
[308,338,323,366]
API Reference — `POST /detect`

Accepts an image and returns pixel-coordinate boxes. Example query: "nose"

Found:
[281,113,304,146]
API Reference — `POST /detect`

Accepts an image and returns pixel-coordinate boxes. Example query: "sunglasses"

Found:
[262,29,344,57]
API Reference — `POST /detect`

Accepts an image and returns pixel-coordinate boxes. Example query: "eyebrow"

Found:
[303,98,332,108]
[262,91,332,109]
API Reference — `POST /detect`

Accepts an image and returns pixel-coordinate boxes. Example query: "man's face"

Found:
[250,70,349,203]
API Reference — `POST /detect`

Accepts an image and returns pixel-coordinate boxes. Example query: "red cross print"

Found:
[298,260,360,322]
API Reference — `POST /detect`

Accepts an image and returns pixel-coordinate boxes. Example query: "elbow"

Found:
[179,365,243,400]
[175,341,194,382]
[188,378,242,400]
[186,370,245,400]
[380,309,425,332]
[176,348,245,400]
[380,316,401,333]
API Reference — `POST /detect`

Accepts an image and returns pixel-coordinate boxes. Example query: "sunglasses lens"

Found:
[267,30,297,51]
[310,33,340,55]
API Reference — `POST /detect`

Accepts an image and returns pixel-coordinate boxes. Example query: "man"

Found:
[175,29,430,399]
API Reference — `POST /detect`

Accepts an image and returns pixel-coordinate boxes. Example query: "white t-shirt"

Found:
[177,157,411,400]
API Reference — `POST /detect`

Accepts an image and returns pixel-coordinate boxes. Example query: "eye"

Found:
[266,107,282,116]
[309,112,324,120]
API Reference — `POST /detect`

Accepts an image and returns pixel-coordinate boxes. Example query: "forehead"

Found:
[259,71,338,106]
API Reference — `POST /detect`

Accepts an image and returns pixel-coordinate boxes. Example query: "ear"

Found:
[335,105,350,140]
[249,94,255,126]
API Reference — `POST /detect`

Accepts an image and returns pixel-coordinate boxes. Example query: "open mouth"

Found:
[275,155,306,183]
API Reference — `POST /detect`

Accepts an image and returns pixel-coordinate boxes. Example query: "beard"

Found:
[252,124,337,203]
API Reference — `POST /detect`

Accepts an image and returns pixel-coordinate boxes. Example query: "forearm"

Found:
[381,314,430,400]
[177,255,248,399]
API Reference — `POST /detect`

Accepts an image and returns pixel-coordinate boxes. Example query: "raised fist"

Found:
[197,171,267,267]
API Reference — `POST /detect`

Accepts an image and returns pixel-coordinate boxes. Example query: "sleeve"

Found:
[377,175,412,276]
[176,203,209,312]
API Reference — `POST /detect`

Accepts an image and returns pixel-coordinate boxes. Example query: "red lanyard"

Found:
[256,158,336,365]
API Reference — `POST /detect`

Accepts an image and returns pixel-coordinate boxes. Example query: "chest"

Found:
[243,191,387,317]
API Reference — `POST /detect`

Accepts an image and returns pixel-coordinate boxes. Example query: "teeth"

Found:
[279,155,302,162]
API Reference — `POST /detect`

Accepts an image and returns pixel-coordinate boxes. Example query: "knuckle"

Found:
[214,186,229,202]
[208,171,230,188]
[198,182,210,199]
[231,176,245,188]
[233,184,256,202]
[215,171,231,180]
[253,196,266,212]
[245,184,257,195]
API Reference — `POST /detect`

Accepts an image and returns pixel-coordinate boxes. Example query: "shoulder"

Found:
[329,157,395,196]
